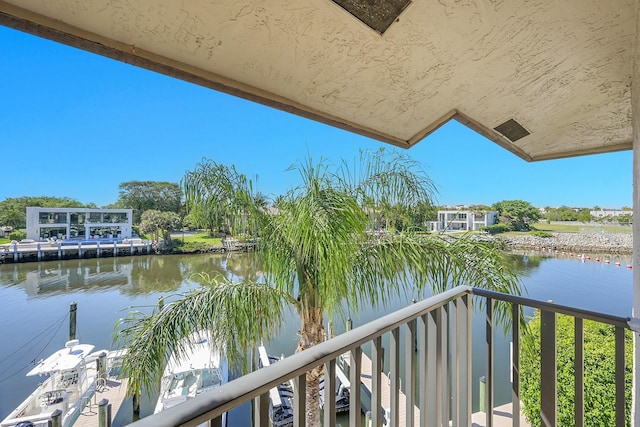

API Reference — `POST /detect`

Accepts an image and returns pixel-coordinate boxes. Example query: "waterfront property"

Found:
[3,1,640,426]
[431,209,498,232]
[26,207,133,242]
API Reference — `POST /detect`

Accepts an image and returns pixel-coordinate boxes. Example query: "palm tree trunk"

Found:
[297,306,325,427]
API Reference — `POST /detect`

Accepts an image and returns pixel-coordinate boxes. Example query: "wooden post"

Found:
[50,409,62,427]
[69,302,77,341]
[98,398,112,427]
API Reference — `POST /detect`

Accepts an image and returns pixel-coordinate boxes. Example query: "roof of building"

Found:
[0,1,633,161]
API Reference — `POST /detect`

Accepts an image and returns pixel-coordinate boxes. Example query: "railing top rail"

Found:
[130,285,630,426]
[471,287,630,328]
[129,285,472,426]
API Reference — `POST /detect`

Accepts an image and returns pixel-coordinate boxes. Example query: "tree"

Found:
[181,159,254,236]
[114,181,183,224]
[116,150,520,427]
[139,210,182,244]
[521,312,632,426]
[576,208,592,222]
[0,196,88,229]
[492,200,541,231]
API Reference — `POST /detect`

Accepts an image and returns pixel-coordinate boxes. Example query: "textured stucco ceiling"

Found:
[0,0,635,161]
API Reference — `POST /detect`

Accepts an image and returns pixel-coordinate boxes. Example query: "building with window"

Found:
[25,207,133,241]
[431,209,498,232]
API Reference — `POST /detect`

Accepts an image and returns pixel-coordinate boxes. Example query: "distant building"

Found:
[430,209,498,232]
[590,209,631,219]
[26,207,133,241]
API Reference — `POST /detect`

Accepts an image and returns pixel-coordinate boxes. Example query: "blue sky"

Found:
[0,26,633,209]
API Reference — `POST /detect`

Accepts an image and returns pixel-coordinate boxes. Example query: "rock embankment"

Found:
[497,232,633,254]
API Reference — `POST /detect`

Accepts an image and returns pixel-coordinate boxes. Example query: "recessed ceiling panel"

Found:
[330,0,411,34]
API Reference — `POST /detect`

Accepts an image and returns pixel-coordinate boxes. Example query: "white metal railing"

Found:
[128,285,630,427]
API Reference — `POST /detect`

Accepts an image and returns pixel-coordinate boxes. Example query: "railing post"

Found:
[540,310,556,427]
[574,317,584,427]
[324,359,336,427]
[454,294,471,426]
[615,326,626,427]
[293,373,306,427]
[390,327,400,427]
[485,298,494,427]
[512,302,521,427]
[372,336,383,427]
[350,346,362,427]
[254,392,269,427]
[405,319,416,426]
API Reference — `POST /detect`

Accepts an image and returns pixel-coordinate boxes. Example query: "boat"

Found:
[154,331,228,425]
[0,339,106,427]
[257,346,351,426]
[257,346,294,427]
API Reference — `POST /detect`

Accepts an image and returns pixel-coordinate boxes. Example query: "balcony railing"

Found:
[129,285,630,427]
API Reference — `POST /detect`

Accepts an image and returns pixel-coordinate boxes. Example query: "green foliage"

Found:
[9,230,26,241]
[114,181,183,224]
[479,223,511,234]
[0,196,88,229]
[576,208,592,222]
[492,200,541,231]
[529,230,552,237]
[139,210,182,243]
[521,313,632,427]
[181,159,257,236]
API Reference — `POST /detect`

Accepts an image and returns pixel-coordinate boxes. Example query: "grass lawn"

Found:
[171,231,223,245]
[0,238,9,245]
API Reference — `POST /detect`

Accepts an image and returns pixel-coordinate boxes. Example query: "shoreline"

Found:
[495,231,633,254]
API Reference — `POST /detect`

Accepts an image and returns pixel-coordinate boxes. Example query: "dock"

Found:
[0,239,151,263]
[75,377,131,427]
[348,352,529,427]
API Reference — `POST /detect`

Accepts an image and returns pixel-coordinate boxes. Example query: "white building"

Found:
[26,207,133,241]
[431,210,498,232]
[590,209,631,219]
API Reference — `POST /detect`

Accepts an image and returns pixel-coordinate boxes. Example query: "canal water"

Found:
[0,251,633,424]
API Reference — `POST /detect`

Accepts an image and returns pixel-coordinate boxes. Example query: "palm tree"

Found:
[116,149,519,427]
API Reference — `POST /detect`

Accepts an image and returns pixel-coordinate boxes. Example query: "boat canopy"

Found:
[27,341,95,376]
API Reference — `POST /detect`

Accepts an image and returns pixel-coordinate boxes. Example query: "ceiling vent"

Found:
[331,0,412,34]
[494,119,530,143]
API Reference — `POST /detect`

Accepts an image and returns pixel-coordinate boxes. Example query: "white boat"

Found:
[0,339,106,427]
[154,331,228,425]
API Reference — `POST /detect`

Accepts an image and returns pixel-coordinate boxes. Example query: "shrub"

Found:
[521,312,632,426]
[479,223,511,234]
[9,230,26,241]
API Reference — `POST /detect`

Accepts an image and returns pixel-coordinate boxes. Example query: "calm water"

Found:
[0,251,633,423]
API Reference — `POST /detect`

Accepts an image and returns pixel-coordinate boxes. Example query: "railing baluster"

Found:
[372,336,383,427]
[439,304,450,425]
[455,294,471,425]
[486,298,494,427]
[427,310,438,426]
[512,303,520,427]
[574,317,584,427]
[540,310,556,427]
[293,373,306,427]
[406,319,416,426]
[418,314,427,427]
[254,391,270,427]
[450,299,458,427]
[350,346,362,427]
[390,327,400,427]
[615,326,625,427]
[323,359,336,427]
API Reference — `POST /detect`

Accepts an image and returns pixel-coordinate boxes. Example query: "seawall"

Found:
[496,232,633,254]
